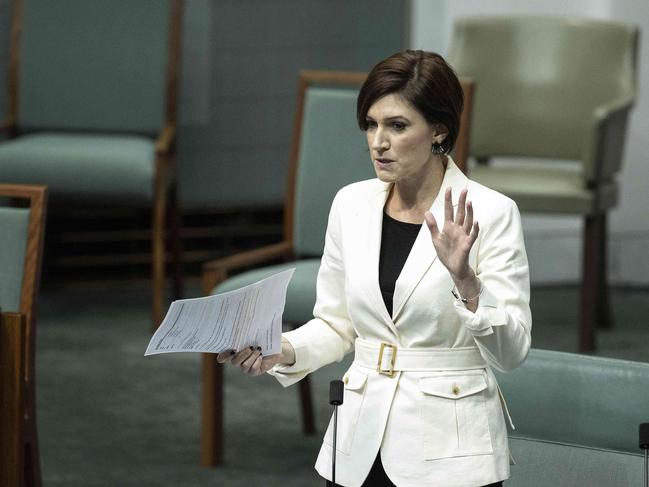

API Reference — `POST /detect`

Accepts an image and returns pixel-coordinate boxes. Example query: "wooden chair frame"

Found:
[1,0,185,328]
[0,183,47,487]
[200,70,474,467]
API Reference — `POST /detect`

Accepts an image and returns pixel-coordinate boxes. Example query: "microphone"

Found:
[640,423,649,487]
[327,380,344,487]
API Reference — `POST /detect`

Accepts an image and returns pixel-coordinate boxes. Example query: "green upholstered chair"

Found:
[495,349,648,486]
[199,70,475,466]
[0,183,47,487]
[448,17,639,353]
[0,0,184,327]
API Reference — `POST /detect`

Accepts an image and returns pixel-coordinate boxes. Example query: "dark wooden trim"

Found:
[201,354,224,467]
[580,214,601,353]
[0,312,26,487]
[155,123,177,155]
[152,155,169,329]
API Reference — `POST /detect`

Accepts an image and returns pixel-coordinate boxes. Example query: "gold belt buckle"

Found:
[377,342,397,377]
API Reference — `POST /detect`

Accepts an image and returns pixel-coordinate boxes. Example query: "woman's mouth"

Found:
[375,158,394,167]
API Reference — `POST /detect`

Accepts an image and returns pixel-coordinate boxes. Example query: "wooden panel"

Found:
[0,312,26,487]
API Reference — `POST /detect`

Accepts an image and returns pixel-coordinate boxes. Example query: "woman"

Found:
[217,50,531,487]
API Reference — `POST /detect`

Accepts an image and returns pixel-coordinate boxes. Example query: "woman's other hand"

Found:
[424,187,479,280]
[215,337,296,377]
[424,187,482,311]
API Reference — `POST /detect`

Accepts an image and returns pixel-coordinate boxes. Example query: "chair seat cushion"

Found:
[470,164,618,214]
[213,259,321,325]
[0,133,156,203]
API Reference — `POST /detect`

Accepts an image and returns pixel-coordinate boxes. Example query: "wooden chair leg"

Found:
[152,177,167,330]
[580,215,602,353]
[201,354,224,467]
[168,183,183,300]
[24,428,42,487]
[24,366,42,487]
[298,376,316,435]
[597,214,614,330]
[1,313,25,487]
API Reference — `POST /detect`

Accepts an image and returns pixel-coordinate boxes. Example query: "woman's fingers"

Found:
[444,187,454,223]
[424,211,439,239]
[216,350,236,363]
[463,200,473,234]
[239,347,261,374]
[231,347,256,367]
[241,349,263,375]
[456,189,467,226]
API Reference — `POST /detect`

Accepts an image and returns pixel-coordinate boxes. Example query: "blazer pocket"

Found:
[418,372,493,460]
[324,368,368,455]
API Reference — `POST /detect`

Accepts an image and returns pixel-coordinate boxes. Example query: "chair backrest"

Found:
[8,0,182,134]
[495,348,649,454]
[286,70,474,258]
[448,16,638,162]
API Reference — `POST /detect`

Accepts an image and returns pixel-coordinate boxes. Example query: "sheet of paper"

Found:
[144,268,295,357]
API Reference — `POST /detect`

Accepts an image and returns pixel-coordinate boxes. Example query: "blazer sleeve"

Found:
[454,197,532,372]
[268,190,357,387]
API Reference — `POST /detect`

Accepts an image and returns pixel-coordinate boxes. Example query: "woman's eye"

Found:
[392,122,406,131]
[365,120,377,129]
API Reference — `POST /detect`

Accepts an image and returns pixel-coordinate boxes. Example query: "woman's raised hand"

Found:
[424,187,479,281]
[215,336,296,377]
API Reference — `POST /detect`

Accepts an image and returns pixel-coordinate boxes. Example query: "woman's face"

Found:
[365,93,446,184]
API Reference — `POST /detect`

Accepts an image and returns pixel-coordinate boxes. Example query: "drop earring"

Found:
[431,142,445,155]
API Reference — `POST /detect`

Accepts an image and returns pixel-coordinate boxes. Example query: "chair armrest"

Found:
[155,123,177,155]
[582,94,635,183]
[202,240,294,294]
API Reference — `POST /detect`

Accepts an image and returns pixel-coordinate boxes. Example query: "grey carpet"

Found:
[35,282,649,486]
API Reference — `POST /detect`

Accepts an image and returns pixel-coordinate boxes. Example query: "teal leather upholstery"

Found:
[496,349,647,486]
[216,260,320,325]
[508,437,642,486]
[293,87,372,257]
[18,0,170,133]
[0,134,156,203]
[213,85,373,326]
[0,207,30,312]
[496,349,649,453]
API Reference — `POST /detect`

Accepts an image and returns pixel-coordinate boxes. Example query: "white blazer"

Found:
[270,159,532,487]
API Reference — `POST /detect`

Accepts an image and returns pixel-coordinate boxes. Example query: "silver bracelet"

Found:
[451,280,483,303]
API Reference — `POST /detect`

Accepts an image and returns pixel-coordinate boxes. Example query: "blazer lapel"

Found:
[392,159,469,322]
[362,181,398,331]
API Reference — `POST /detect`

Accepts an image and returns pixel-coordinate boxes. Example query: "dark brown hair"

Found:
[357,50,463,154]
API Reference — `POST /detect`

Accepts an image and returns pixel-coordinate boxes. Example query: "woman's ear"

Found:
[432,124,449,144]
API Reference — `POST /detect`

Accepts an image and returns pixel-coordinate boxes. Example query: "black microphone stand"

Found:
[640,423,649,487]
[326,380,344,487]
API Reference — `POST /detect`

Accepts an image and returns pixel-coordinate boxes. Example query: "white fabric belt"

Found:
[354,338,488,375]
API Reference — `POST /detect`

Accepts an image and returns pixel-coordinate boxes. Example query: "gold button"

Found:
[344,376,349,385]
[452,384,460,395]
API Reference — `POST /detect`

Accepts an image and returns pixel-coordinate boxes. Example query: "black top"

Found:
[378,211,422,317]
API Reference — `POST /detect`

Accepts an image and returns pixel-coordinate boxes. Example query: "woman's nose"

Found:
[371,129,389,151]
